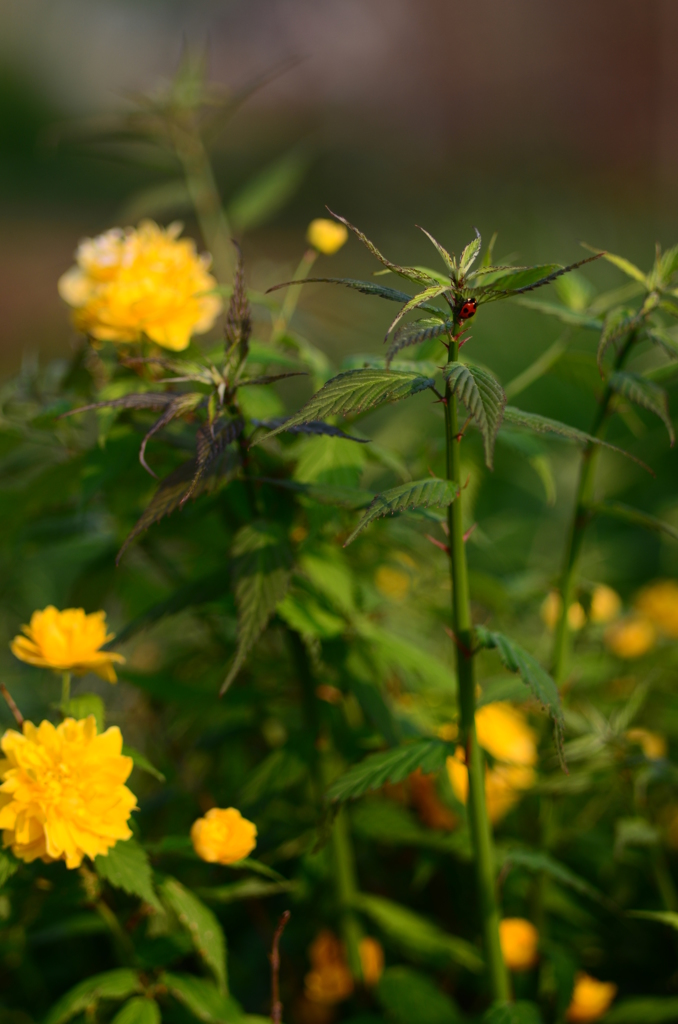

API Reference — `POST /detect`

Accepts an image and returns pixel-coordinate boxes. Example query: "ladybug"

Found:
[457,299,478,322]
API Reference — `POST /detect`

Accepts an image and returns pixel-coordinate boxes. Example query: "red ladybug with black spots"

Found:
[457,299,477,322]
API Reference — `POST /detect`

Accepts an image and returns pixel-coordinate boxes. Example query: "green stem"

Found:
[288,629,364,980]
[271,249,318,344]
[445,331,510,1002]
[551,331,638,683]
[61,672,71,712]
[173,128,233,284]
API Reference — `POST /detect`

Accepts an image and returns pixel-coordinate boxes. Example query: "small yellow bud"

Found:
[605,616,656,659]
[567,602,586,631]
[625,727,667,760]
[590,584,621,624]
[307,219,348,255]
[190,807,257,865]
[541,592,585,631]
[635,579,678,637]
[359,937,384,986]
[566,972,617,1023]
[499,918,539,971]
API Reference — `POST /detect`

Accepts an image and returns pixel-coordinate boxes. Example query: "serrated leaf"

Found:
[483,1003,543,1024]
[602,997,678,1023]
[376,966,465,1024]
[597,309,639,371]
[160,878,228,993]
[459,229,482,276]
[251,369,434,446]
[60,393,174,418]
[582,244,648,285]
[227,146,308,233]
[63,693,105,733]
[111,998,161,1024]
[266,276,415,304]
[355,893,483,972]
[513,297,603,330]
[385,284,449,339]
[239,371,306,387]
[161,973,241,1024]
[591,500,678,542]
[475,626,564,764]
[444,362,506,468]
[139,392,204,476]
[474,254,603,302]
[95,837,162,912]
[345,478,458,545]
[43,970,143,1024]
[326,738,452,802]
[502,406,652,472]
[386,317,453,366]
[123,745,166,782]
[609,371,674,445]
[197,878,297,903]
[417,226,456,276]
[497,845,610,906]
[252,417,368,442]
[220,520,293,694]
[326,210,440,286]
[645,326,678,360]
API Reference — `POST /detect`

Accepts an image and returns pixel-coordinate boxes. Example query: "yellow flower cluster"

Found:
[11,606,125,683]
[499,917,539,971]
[542,584,621,633]
[603,579,678,659]
[0,717,136,868]
[58,220,222,351]
[447,703,537,823]
[566,972,617,1022]
[303,930,383,1004]
[191,806,257,864]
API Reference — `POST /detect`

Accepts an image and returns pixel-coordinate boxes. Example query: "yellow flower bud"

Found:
[359,936,384,986]
[190,807,257,865]
[307,219,348,255]
[590,584,621,624]
[635,579,678,637]
[568,602,586,631]
[605,616,656,659]
[566,972,617,1023]
[499,918,539,971]
[10,606,125,683]
[625,727,667,760]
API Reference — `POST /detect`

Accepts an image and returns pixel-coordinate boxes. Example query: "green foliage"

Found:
[111,997,161,1024]
[345,479,459,545]
[95,837,162,912]
[160,972,242,1024]
[482,1004,543,1024]
[160,878,228,993]
[603,998,678,1023]
[608,371,675,445]
[326,740,453,802]
[443,362,506,468]
[376,966,465,1024]
[43,970,143,1024]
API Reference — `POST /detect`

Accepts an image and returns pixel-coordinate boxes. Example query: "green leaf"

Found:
[584,245,648,285]
[197,878,298,903]
[221,520,293,694]
[161,973,241,1024]
[385,285,449,339]
[227,146,308,232]
[418,226,457,276]
[266,276,420,306]
[345,479,458,545]
[602,997,678,1023]
[111,997,161,1024]
[326,739,453,802]
[590,500,678,542]
[326,210,441,287]
[351,800,471,858]
[239,747,306,806]
[459,229,482,276]
[474,264,562,292]
[501,406,652,472]
[43,970,143,1024]
[160,878,228,993]
[277,590,346,639]
[356,619,454,693]
[63,694,105,733]
[513,297,602,330]
[475,626,564,762]
[122,745,166,782]
[443,362,506,469]
[0,850,18,888]
[386,317,453,367]
[497,845,610,907]
[608,371,674,446]
[628,910,678,931]
[94,837,162,913]
[355,893,483,972]
[376,965,465,1024]
[645,326,678,360]
[596,308,638,371]
[252,369,434,446]
[483,1003,543,1024]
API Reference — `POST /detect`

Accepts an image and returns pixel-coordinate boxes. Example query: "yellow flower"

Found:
[625,727,667,760]
[190,807,257,865]
[10,607,125,683]
[499,918,539,971]
[447,750,535,825]
[375,566,410,602]
[307,219,348,255]
[605,616,656,659]
[359,937,384,986]
[0,716,136,869]
[590,584,621,624]
[475,703,537,767]
[565,972,617,1023]
[541,592,586,631]
[635,579,678,637]
[58,220,222,351]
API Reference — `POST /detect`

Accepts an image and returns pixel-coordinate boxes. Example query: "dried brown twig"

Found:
[270,910,291,1024]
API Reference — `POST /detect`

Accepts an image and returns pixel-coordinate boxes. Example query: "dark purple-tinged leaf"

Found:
[139,393,204,476]
[220,521,293,695]
[443,362,506,469]
[60,393,174,417]
[238,371,306,386]
[609,371,674,445]
[473,253,604,303]
[345,478,459,545]
[181,417,244,506]
[251,369,434,446]
[224,241,251,361]
[266,276,415,304]
[251,418,368,442]
[326,209,440,287]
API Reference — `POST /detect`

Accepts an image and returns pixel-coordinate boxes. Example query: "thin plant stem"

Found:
[444,328,510,1002]
[0,683,24,727]
[172,127,233,284]
[271,249,318,343]
[61,671,71,711]
[270,909,291,1024]
[552,331,638,682]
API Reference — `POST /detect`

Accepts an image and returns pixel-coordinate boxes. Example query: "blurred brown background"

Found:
[1,0,678,373]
